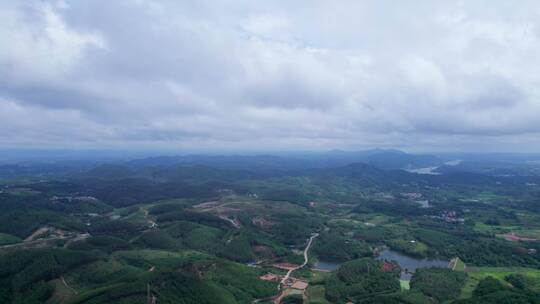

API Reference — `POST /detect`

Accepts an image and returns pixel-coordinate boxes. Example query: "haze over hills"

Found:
[2,149,540,180]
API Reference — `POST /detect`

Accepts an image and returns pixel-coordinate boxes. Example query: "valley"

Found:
[0,152,539,303]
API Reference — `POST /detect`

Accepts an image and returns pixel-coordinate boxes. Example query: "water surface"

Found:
[377,249,449,280]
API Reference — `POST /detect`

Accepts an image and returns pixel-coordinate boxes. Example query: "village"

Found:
[252,233,318,304]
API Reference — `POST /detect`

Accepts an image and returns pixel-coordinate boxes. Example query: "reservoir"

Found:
[313,250,450,279]
[313,261,341,272]
[376,249,449,280]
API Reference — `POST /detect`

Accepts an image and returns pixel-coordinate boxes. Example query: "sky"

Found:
[1,1,540,152]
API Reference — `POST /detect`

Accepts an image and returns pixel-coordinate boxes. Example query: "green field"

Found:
[387,238,428,257]
[308,270,331,284]
[47,278,77,303]
[460,267,540,298]
[450,257,466,271]
[475,222,540,239]
[472,192,512,202]
[306,285,330,304]
[400,280,410,290]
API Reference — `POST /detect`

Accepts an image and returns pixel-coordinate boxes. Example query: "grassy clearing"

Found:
[460,267,540,298]
[400,280,410,290]
[450,257,466,271]
[474,222,518,234]
[308,270,331,284]
[307,285,330,304]
[473,192,511,202]
[47,278,77,304]
[387,238,428,256]
[306,270,330,303]
[475,222,540,239]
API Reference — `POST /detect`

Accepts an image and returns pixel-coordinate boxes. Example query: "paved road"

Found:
[278,233,319,290]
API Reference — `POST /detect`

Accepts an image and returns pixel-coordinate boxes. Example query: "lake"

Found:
[405,166,441,175]
[405,159,462,175]
[313,250,450,278]
[376,249,449,280]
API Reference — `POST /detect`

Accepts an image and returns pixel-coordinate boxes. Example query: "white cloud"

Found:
[0,2,106,84]
[1,0,540,151]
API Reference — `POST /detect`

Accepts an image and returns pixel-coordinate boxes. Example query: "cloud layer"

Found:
[1,0,540,151]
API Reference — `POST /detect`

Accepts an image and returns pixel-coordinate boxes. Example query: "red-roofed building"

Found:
[381,261,396,272]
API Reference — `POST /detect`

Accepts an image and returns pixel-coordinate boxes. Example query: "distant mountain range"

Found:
[125,149,444,171]
[1,149,540,179]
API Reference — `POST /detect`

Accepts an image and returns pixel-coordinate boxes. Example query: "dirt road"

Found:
[61,276,78,295]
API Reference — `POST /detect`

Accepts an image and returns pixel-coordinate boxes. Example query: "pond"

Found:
[313,261,341,272]
[376,249,449,280]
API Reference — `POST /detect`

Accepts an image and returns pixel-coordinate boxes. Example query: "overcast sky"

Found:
[1,1,540,152]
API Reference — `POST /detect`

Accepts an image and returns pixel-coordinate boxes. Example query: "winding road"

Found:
[278,233,319,290]
[61,276,78,295]
[251,232,319,304]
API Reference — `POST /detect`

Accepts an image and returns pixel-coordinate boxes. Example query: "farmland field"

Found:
[460,267,540,298]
